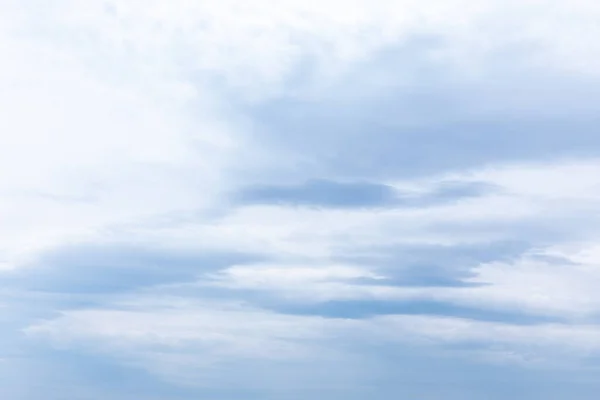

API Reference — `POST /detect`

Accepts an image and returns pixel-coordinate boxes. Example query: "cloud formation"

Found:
[3,1,600,399]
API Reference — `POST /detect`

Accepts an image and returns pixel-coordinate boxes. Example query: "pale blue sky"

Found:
[2,1,600,399]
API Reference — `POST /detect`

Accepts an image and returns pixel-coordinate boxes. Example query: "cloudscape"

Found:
[3,1,600,399]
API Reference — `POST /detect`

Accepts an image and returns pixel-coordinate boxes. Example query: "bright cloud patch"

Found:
[3,1,600,399]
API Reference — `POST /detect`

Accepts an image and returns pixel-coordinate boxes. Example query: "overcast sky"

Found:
[3,1,600,399]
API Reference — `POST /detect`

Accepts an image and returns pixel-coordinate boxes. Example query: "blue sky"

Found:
[3,1,600,399]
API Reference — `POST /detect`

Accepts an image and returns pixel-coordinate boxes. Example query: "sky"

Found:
[2,1,600,399]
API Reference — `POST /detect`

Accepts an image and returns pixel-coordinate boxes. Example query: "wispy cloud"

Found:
[4,0,600,399]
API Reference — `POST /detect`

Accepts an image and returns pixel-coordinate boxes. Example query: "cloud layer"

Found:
[4,1,600,399]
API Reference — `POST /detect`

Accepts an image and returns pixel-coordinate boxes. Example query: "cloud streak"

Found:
[4,0,600,399]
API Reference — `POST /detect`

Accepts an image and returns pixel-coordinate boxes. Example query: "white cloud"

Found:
[209,262,383,287]
[25,296,600,383]
[6,1,600,391]
[371,314,600,366]
[205,262,387,302]
[105,159,600,319]
[3,0,600,269]
[0,2,247,270]
[198,240,600,320]
[416,244,600,319]
[105,158,600,263]
[25,296,351,365]
[18,0,600,98]
[23,155,600,380]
